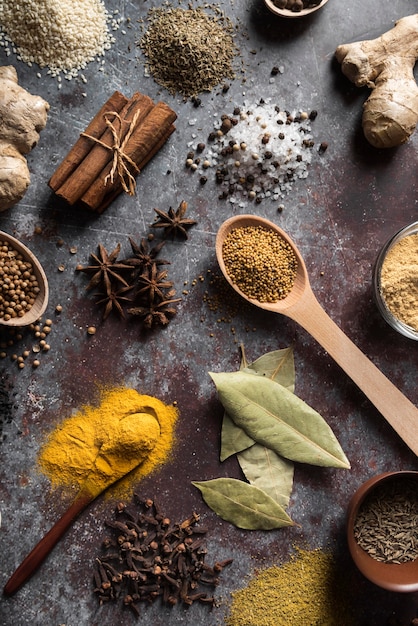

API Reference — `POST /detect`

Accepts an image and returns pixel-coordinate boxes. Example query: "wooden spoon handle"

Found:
[3,493,93,596]
[288,290,418,456]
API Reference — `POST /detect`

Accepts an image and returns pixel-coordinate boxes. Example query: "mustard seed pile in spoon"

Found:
[222,225,297,302]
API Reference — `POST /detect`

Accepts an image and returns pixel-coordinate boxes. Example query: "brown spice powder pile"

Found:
[139,6,239,98]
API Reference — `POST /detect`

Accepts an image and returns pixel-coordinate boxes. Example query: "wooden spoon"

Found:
[3,413,158,596]
[216,214,418,457]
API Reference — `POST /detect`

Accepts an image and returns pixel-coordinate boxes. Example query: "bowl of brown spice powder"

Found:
[373,221,418,340]
[264,0,329,19]
[347,471,418,592]
[0,231,49,327]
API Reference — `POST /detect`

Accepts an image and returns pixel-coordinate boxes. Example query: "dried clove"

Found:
[93,495,233,617]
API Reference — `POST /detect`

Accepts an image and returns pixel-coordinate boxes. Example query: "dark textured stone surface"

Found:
[1,0,418,623]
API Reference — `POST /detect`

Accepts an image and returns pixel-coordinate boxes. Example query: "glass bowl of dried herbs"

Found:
[347,471,418,592]
[0,231,49,327]
[264,0,329,19]
[373,221,418,341]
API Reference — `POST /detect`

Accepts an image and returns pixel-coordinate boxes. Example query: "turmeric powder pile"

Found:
[37,386,178,499]
[225,548,356,626]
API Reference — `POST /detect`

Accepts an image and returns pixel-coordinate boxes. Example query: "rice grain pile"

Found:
[139,5,239,98]
[187,101,322,204]
[0,0,119,79]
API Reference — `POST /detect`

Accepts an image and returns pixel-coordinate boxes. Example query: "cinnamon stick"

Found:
[91,123,176,214]
[80,101,177,212]
[53,92,154,205]
[48,91,128,192]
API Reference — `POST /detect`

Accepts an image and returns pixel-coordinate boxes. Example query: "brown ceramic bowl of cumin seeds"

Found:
[264,0,329,19]
[347,471,418,592]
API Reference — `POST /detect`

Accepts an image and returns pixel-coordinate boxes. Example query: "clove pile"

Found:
[93,495,233,616]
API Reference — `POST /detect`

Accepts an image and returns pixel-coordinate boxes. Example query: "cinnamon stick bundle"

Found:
[48,91,177,213]
[48,91,128,192]
[81,102,177,213]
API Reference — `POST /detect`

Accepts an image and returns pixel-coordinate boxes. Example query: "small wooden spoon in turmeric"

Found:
[3,411,160,595]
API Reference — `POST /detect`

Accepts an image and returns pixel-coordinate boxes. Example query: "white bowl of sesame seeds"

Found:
[0,232,49,327]
[264,0,329,18]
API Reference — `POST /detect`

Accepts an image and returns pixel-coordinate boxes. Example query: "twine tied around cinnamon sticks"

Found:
[48,91,177,214]
[81,109,141,196]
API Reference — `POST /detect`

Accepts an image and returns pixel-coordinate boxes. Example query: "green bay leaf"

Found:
[210,371,350,469]
[220,346,296,461]
[238,444,294,509]
[220,412,255,461]
[244,346,295,392]
[192,477,295,530]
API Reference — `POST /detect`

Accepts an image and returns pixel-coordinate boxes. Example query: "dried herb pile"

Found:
[93,496,232,617]
[139,5,239,97]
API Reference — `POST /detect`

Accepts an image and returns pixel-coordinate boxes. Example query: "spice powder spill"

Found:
[353,476,418,563]
[225,548,356,626]
[222,225,297,302]
[380,232,418,331]
[139,5,239,98]
[37,387,178,499]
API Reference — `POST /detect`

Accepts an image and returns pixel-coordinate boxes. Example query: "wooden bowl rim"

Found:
[0,231,49,327]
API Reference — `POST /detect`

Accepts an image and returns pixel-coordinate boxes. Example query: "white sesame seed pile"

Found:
[0,0,120,80]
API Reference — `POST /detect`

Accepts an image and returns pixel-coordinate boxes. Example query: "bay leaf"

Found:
[210,371,350,469]
[220,412,255,462]
[220,346,295,461]
[192,477,295,530]
[244,346,295,392]
[238,444,294,509]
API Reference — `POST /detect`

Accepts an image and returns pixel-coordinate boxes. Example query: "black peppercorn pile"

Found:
[93,496,233,617]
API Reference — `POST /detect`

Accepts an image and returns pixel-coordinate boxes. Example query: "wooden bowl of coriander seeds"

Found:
[373,221,418,340]
[0,231,49,327]
[264,0,329,18]
[347,471,418,592]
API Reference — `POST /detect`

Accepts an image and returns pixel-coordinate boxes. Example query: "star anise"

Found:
[128,290,181,329]
[77,243,132,293]
[150,200,196,239]
[123,237,170,274]
[134,264,173,302]
[95,285,133,320]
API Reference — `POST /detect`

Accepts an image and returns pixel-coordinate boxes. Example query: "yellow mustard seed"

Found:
[222,225,297,302]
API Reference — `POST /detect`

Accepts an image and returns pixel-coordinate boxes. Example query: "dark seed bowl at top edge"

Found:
[263,0,329,19]
[373,221,418,341]
[347,471,418,593]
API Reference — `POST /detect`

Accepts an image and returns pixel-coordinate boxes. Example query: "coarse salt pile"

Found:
[187,100,323,204]
[0,0,120,80]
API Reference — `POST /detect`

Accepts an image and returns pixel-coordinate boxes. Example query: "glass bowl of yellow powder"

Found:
[373,221,418,340]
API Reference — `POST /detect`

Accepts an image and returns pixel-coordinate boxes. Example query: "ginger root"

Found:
[0,66,49,210]
[335,15,418,149]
